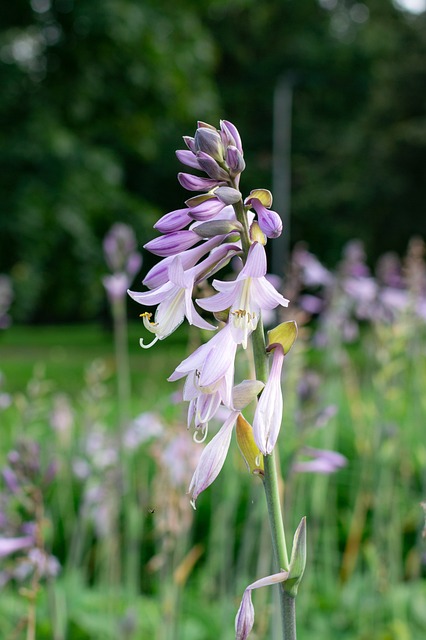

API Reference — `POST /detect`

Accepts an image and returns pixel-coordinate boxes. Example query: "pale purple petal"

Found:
[154,290,186,338]
[127,281,173,306]
[188,411,239,506]
[168,340,212,381]
[239,242,267,279]
[196,286,239,312]
[199,329,237,388]
[195,392,222,425]
[184,286,216,331]
[250,277,289,310]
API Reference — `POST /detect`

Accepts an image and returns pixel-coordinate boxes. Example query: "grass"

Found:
[0,320,425,639]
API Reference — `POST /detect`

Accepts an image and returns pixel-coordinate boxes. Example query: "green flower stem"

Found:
[283,592,297,639]
[252,313,295,640]
[233,194,296,638]
[232,197,251,254]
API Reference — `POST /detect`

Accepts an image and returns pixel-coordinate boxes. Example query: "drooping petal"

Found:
[196,284,241,312]
[250,277,289,310]
[127,281,174,306]
[253,346,285,455]
[184,286,216,331]
[188,411,239,507]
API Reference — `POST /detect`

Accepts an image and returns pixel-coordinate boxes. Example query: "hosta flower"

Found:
[169,322,238,429]
[188,410,240,508]
[128,255,216,348]
[252,344,284,455]
[235,570,289,640]
[197,242,289,348]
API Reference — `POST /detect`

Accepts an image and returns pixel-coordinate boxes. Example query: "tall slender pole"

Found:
[272,74,293,279]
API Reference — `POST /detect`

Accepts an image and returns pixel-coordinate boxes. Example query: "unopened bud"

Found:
[214,186,242,205]
[236,414,264,475]
[193,220,242,238]
[267,321,298,355]
[194,127,224,162]
[226,146,246,176]
[284,517,307,596]
[250,221,266,245]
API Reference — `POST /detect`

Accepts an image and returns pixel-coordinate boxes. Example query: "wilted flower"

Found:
[253,345,285,455]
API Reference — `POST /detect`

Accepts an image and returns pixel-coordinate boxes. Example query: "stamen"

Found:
[139,336,159,349]
[193,424,209,444]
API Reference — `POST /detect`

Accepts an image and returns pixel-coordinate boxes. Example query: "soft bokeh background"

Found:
[0,1,425,639]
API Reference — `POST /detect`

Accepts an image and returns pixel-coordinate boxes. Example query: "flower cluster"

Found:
[129,120,294,639]
[129,120,290,499]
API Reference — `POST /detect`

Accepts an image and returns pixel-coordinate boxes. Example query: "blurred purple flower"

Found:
[293,447,347,474]
[0,536,34,558]
[103,223,142,301]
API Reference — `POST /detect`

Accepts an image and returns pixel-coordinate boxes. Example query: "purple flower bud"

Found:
[250,199,282,238]
[175,149,202,170]
[226,146,245,177]
[193,220,242,239]
[103,223,138,273]
[214,186,242,205]
[194,126,224,161]
[142,236,224,289]
[178,173,223,192]
[196,152,230,182]
[154,208,193,233]
[188,197,226,222]
[220,120,243,154]
[183,136,196,152]
[103,273,129,302]
[235,590,254,640]
[144,230,200,257]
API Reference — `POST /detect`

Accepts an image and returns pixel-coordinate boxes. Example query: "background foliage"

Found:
[0,0,425,322]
